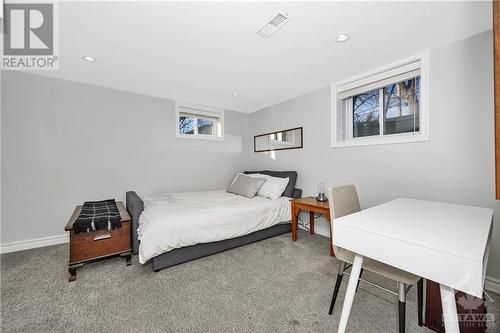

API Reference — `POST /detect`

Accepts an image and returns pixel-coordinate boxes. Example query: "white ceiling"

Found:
[33,1,491,112]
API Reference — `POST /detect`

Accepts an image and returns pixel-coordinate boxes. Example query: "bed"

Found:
[126,170,302,271]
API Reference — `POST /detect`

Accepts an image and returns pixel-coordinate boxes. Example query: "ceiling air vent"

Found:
[257,12,289,38]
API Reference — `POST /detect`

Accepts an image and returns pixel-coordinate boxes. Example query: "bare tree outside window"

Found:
[179,115,195,134]
[353,90,380,137]
[352,76,420,138]
[383,77,420,135]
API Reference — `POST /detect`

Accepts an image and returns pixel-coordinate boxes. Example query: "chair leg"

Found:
[398,282,406,333]
[356,268,364,292]
[328,261,346,315]
[417,278,423,327]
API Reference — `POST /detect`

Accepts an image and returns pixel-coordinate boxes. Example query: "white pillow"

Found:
[246,173,289,200]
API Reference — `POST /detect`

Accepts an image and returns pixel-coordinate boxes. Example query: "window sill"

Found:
[176,134,224,141]
[331,132,429,148]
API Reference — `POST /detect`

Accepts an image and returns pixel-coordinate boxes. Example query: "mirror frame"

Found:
[254,127,303,153]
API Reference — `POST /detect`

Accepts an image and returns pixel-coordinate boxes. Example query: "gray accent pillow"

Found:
[244,170,297,198]
[227,174,267,198]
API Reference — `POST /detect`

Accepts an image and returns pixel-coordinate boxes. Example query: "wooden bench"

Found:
[64,201,132,281]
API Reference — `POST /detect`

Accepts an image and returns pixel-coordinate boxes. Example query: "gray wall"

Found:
[246,31,500,281]
[2,30,498,284]
[1,72,249,244]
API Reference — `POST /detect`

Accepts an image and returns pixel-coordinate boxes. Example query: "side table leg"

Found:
[291,204,298,241]
[309,211,315,235]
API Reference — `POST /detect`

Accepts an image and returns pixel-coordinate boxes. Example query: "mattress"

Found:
[137,190,291,263]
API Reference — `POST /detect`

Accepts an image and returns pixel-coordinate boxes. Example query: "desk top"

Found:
[333,198,493,297]
[335,198,492,262]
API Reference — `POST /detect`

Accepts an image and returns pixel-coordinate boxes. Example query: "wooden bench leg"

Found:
[68,267,77,282]
[68,263,83,282]
[121,252,132,266]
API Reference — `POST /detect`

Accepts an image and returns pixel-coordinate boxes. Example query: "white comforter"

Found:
[137,190,291,263]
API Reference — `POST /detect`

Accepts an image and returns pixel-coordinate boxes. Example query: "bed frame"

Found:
[126,172,302,272]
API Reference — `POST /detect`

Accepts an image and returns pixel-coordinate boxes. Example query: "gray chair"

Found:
[327,185,423,333]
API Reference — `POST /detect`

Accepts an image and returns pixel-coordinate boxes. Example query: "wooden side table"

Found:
[291,197,334,256]
[64,201,132,282]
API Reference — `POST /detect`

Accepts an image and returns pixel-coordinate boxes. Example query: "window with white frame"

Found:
[175,101,224,140]
[332,53,429,147]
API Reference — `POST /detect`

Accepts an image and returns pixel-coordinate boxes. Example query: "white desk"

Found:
[333,198,493,333]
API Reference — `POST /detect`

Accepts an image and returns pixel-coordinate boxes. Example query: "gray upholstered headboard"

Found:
[243,170,301,198]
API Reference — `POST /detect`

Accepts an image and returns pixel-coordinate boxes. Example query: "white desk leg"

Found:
[439,284,460,333]
[337,254,363,333]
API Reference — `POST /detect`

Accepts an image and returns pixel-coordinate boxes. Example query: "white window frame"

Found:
[175,101,224,140]
[331,52,430,148]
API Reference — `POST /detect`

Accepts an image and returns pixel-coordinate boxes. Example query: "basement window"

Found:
[332,53,429,148]
[175,101,224,140]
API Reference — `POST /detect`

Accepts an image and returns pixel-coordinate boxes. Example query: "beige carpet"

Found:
[1,230,498,332]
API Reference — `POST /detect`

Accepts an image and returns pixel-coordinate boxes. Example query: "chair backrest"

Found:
[327,185,361,220]
[327,185,361,256]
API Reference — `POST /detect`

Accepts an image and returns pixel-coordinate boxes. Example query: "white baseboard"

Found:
[485,276,500,294]
[313,225,330,238]
[298,221,330,238]
[0,234,68,254]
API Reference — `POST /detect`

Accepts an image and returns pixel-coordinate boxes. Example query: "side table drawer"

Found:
[69,222,130,263]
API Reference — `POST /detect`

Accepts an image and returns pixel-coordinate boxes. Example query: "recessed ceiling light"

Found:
[232,92,239,97]
[335,33,350,43]
[82,56,97,62]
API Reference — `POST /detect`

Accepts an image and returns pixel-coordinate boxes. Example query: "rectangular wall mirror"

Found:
[254,127,303,152]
